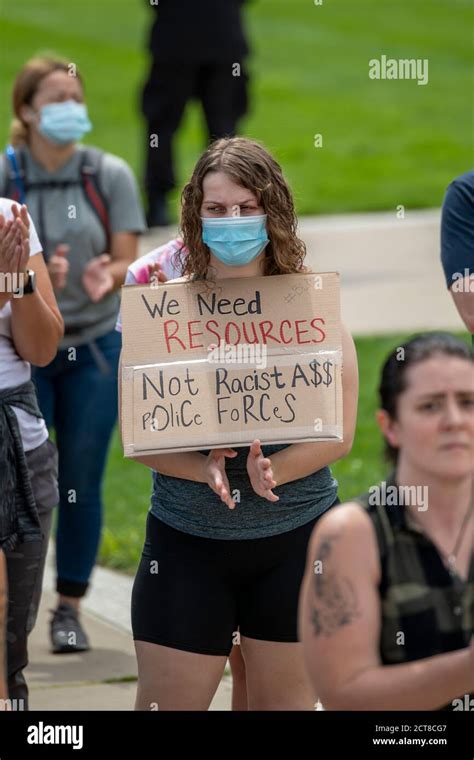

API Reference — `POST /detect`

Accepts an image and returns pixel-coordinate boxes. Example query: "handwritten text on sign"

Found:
[120,273,343,454]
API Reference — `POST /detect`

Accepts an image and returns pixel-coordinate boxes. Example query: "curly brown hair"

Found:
[177,137,306,281]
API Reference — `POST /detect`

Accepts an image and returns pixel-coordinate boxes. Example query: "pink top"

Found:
[116,237,187,331]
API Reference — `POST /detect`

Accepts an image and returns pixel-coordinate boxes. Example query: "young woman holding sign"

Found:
[122,137,358,710]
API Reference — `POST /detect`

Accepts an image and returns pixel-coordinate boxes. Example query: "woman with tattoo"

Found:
[299,332,473,711]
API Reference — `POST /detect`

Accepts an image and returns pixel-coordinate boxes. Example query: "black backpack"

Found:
[2,145,111,256]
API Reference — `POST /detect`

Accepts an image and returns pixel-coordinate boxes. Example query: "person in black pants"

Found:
[142,0,250,227]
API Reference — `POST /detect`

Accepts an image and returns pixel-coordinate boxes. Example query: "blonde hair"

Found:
[177,137,306,281]
[9,55,84,146]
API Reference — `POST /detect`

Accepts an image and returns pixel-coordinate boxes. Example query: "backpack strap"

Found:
[2,145,111,253]
[3,145,27,204]
[79,147,111,252]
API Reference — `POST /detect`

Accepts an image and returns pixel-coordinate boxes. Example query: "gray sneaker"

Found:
[50,602,90,654]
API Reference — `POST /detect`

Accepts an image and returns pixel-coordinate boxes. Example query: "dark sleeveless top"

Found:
[355,476,473,710]
[149,443,338,539]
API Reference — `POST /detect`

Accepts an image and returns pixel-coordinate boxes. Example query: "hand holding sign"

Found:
[246,439,279,503]
[205,447,238,509]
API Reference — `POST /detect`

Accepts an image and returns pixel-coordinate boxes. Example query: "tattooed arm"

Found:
[0,550,8,701]
[298,503,474,710]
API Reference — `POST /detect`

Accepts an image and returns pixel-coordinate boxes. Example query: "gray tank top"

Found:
[149,443,338,539]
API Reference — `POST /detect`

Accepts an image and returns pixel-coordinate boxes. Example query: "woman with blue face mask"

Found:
[124,136,359,710]
[1,56,146,657]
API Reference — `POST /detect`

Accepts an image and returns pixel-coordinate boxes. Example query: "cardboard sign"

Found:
[120,273,343,455]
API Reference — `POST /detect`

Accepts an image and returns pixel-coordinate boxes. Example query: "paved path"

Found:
[26,544,232,710]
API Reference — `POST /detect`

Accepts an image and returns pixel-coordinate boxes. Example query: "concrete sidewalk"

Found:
[25,545,232,710]
[140,208,465,335]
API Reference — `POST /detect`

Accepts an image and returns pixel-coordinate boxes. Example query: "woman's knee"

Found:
[134,641,226,710]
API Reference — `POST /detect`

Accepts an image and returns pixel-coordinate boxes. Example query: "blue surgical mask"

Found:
[201,214,269,267]
[38,100,92,145]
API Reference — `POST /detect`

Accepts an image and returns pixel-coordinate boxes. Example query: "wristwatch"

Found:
[13,269,36,296]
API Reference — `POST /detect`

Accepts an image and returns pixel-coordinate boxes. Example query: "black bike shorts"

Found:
[131,504,337,657]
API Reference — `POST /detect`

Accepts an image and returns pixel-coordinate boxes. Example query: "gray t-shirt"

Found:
[0,145,146,348]
[150,444,338,540]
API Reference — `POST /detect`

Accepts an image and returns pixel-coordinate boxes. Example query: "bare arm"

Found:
[132,450,208,483]
[82,232,140,303]
[11,252,64,366]
[108,232,139,291]
[271,323,359,487]
[299,504,474,710]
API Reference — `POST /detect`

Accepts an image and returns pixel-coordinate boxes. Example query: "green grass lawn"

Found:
[99,331,471,574]
[1,0,472,217]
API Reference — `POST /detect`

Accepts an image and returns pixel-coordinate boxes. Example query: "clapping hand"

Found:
[82,253,114,302]
[147,261,168,285]
[0,205,30,298]
[246,439,279,502]
[205,447,239,509]
[48,244,70,290]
